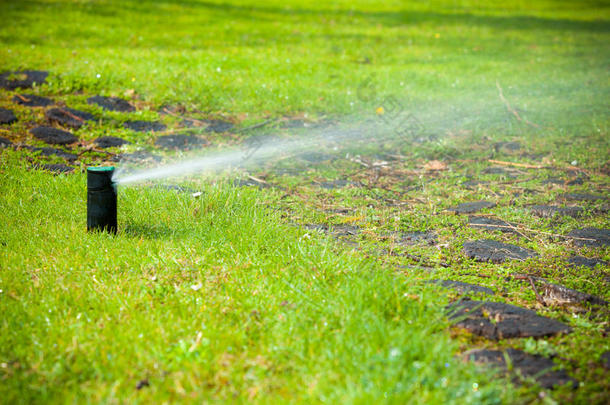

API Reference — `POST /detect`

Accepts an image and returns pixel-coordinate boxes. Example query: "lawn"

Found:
[0,0,609,403]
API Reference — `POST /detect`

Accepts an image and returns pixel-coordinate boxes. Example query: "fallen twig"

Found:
[487,159,544,169]
[496,80,540,128]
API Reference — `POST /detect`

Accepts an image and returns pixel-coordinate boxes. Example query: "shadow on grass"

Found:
[121,221,193,239]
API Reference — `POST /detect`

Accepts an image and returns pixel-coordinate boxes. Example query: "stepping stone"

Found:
[447,300,571,339]
[0,108,17,125]
[318,179,360,189]
[124,120,166,132]
[87,96,135,112]
[560,193,606,202]
[32,163,75,174]
[529,205,583,218]
[568,256,607,268]
[463,239,537,263]
[26,146,77,161]
[203,119,233,133]
[12,94,53,107]
[539,281,607,307]
[94,136,130,148]
[429,280,494,295]
[568,227,610,248]
[468,216,518,234]
[30,127,78,145]
[45,107,95,129]
[541,177,565,186]
[154,134,209,150]
[463,348,577,389]
[493,141,522,154]
[448,201,496,214]
[0,136,12,147]
[0,70,48,90]
[398,231,437,245]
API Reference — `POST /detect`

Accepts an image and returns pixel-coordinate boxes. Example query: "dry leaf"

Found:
[423,160,448,171]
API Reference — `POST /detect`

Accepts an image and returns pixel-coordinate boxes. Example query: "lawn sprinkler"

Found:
[87,166,117,233]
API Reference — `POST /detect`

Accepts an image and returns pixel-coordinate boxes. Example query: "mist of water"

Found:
[112,94,539,186]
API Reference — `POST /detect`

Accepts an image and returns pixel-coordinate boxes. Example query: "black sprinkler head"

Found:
[87,166,117,233]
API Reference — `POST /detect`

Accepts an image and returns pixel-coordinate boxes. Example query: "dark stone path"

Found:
[430,280,494,295]
[46,107,95,129]
[155,134,209,150]
[468,216,518,233]
[529,205,583,218]
[87,96,135,112]
[448,201,496,214]
[30,127,78,145]
[463,348,577,389]
[568,228,610,248]
[463,240,537,263]
[13,94,54,107]
[94,136,130,148]
[0,108,17,125]
[124,120,166,132]
[448,301,571,339]
[0,70,48,90]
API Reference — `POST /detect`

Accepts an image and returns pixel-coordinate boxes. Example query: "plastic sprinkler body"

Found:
[87,166,117,233]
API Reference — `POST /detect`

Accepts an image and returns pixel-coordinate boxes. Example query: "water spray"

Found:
[87,166,117,233]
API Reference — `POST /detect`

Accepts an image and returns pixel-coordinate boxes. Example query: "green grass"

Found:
[1,0,609,403]
[0,154,510,403]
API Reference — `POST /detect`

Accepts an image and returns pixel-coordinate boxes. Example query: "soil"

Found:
[568,227,610,248]
[529,205,583,218]
[429,280,494,295]
[94,136,130,148]
[0,70,48,90]
[12,94,54,107]
[45,107,95,129]
[447,300,571,339]
[154,134,209,150]
[463,348,577,389]
[124,120,167,132]
[30,127,78,145]
[463,239,538,263]
[468,216,518,233]
[87,96,135,112]
[0,108,17,125]
[448,201,496,214]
